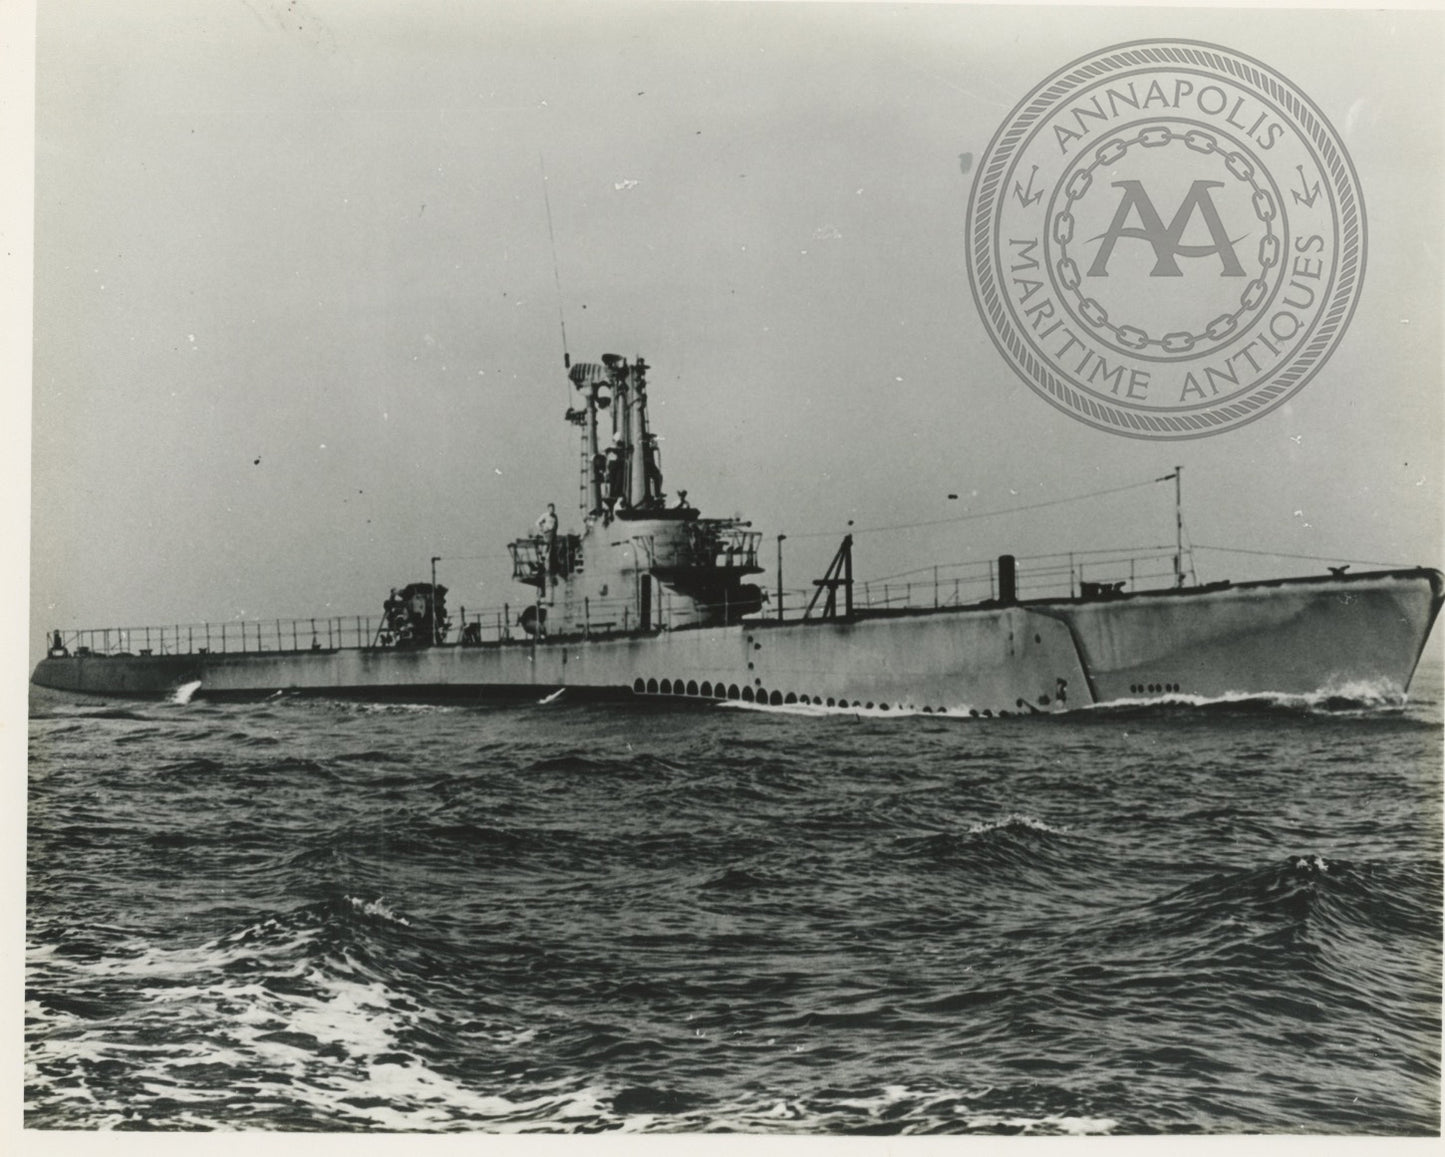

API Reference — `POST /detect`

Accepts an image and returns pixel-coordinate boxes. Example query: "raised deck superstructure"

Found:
[32,353,1445,712]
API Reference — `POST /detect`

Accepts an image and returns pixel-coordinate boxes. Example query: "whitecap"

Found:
[345,895,412,925]
[967,813,1068,835]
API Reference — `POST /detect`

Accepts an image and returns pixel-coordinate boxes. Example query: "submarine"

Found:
[32,353,1445,714]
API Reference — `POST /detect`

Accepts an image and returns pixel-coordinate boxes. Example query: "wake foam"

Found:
[169,679,203,705]
[1084,676,1408,716]
[718,699,980,720]
[716,676,1412,720]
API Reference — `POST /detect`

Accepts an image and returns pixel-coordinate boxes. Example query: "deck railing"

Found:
[55,616,388,659]
[51,595,645,658]
[847,546,1180,613]
[48,546,1184,657]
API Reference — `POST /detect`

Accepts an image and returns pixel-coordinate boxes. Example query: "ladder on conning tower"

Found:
[577,427,588,517]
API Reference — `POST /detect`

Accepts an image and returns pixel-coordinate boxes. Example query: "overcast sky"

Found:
[24,1,1444,655]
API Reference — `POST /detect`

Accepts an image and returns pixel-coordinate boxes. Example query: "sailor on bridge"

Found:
[536,502,559,589]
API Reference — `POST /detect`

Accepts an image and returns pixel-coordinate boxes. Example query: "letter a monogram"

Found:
[1087,180,1246,277]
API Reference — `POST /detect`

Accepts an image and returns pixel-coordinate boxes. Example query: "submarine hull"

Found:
[31,569,1444,713]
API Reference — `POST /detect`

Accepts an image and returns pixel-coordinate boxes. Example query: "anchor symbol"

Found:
[1291,165,1321,208]
[1014,165,1043,208]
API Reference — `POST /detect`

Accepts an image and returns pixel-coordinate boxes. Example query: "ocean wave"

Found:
[896,813,1073,856]
[332,749,410,764]
[700,865,786,892]
[889,814,1089,890]
[399,821,537,855]
[1112,854,1347,950]
[155,756,227,776]
[31,706,160,722]
[967,813,1069,836]
[523,752,622,773]
[26,897,569,1131]
[1083,854,1443,989]
[26,676,1443,1134]
[519,750,686,780]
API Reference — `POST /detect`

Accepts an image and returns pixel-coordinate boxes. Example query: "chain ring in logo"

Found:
[966,40,1366,439]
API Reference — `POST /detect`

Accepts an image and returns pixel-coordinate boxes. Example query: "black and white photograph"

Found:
[15,0,1444,1138]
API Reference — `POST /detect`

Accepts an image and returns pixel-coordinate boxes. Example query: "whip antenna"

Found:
[540,155,571,369]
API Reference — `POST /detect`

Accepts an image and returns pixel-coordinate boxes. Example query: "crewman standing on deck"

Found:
[604,437,626,512]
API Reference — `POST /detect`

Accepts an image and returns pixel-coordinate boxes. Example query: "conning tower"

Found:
[508,354,765,635]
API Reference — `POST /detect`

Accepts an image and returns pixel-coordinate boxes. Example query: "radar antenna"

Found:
[540,155,570,369]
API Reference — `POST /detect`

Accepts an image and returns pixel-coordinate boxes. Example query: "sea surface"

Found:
[25,665,1444,1135]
